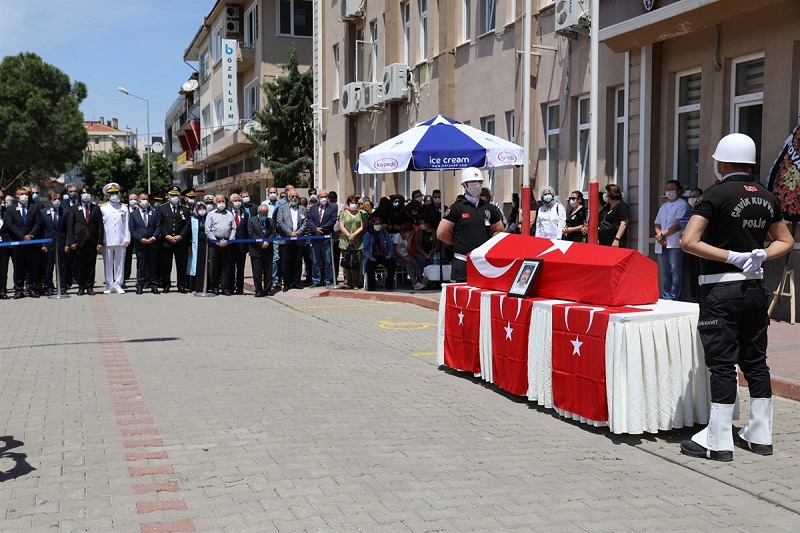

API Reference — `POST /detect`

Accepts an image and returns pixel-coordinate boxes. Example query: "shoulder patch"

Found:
[444,207,450,217]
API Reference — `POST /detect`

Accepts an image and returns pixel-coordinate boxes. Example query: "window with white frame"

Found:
[483,0,496,33]
[244,4,259,47]
[212,23,223,62]
[333,44,340,99]
[244,82,260,120]
[201,106,211,138]
[482,116,496,189]
[213,97,224,129]
[462,0,471,43]
[279,0,312,37]
[401,2,411,65]
[199,49,210,82]
[369,21,378,82]
[731,53,764,174]
[419,0,428,62]
[613,88,626,185]
[577,96,590,192]
[505,110,515,143]
[355,29,365,82]
[546,103,560,194]
[675,69,701,189]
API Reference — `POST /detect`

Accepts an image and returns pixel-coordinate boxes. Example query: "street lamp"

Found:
[117,87,151,194]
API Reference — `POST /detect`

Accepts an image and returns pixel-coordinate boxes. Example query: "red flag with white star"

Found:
[551,304,649,422]
[444,285,488,373]
[490,294,536,396]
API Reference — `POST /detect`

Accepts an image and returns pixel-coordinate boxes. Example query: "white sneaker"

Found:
[114,286,126,294]
[413,282,425,290]
[103,289,112,294]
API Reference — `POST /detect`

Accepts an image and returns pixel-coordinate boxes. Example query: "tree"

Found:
[247,46,314,188]
[135,151,173,196]
[79,144,141,195]
[0,52,88,190]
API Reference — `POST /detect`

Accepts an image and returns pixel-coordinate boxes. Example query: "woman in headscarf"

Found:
[186,202,209,293]
[535,186,566,239]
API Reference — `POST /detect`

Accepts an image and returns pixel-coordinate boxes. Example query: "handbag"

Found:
[341,247,359,269]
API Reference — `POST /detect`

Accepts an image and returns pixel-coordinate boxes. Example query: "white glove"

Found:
[742,249,767,274]
[725,251,751,271]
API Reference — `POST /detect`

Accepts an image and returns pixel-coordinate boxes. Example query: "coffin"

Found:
[466,233,659,306]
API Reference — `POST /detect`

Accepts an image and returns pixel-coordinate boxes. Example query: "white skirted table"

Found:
[437,284,711,435]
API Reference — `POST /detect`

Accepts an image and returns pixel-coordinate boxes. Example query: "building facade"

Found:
[169,0,313,200]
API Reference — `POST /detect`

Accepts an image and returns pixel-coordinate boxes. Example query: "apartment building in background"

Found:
[167,0,312,200]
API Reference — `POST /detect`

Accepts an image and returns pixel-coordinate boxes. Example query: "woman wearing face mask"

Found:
[535,186,566,240]
[598,184,630,247]
[402,199,422,225]
[338,195,366,289]
[653,180,689,300]
[562,190,587,242]
[362,215,396,291]
[186,202,209,293]
[393,222,426,290]
[412,213,440,284]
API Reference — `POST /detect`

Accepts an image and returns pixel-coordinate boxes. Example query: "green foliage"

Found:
[247,46,314,188]
[78,145,173,197]
[0,52,89,189]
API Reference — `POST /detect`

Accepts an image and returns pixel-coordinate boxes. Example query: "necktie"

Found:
[84,205,90,222]
[22,207,27,224]
[143,210,148,226]
[318,206,323,224]
[173,206,177,216]
[54,210,58,224]
[235,212,240,227]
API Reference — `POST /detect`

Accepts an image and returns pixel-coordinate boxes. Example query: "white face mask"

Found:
[81,193,92,203]
[139,200,149,209]
[52,200,61,208]
[602,193,609,203]
[688,197,698,208]
[349,203,358,210]
[465,183,482,197]
[373,224,382,232]
[169,196,180,205]
[233,201,242,209]
[479,195,488,202]
[217,202,227,211]
[188,199,195,205]
[268,193,278,201]
[569,199,578,207]
[109,194,120,203]
[197,208,207,216]
[242,197,250,205]
[714,160,724,181]
[433,198,441,206]
[129,198,138,205]
[289,200,298,207]
[319,197,329,206]
[18,195,29,205]
[309,194,318,201]
[542,194,554,204]
[665,190,678,200]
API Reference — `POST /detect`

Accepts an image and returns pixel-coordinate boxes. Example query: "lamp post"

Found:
[117,87,151,194]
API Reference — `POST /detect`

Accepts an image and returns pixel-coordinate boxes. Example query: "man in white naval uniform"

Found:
[100,183,131,294]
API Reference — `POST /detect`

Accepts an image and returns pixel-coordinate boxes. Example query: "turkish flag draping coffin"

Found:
[490,294,536,396]
[443,284,490,373]
[467,234,659,306]
[551,304,650,422]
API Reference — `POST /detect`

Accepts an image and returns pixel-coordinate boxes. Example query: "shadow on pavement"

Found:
[0,337,181,351]
[0,436,36,482]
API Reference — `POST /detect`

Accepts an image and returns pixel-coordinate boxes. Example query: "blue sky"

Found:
[0,0,216,143]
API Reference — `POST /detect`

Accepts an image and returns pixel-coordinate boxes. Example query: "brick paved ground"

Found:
[0,258,798,531]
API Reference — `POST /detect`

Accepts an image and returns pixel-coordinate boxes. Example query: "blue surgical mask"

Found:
[542,194,554,204]
[109,194,120,203]
[81,193,91,203]
[32,193,39,201]
[258,214,267,222]
[63,194,69,202]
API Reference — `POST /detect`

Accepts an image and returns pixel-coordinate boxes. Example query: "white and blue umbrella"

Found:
[356,114,523,174]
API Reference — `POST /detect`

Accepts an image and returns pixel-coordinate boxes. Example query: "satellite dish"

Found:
[151,142,164,153]
[243,121,262,134]
[181,79,199,92]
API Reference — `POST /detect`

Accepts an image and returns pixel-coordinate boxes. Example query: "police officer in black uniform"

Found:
[680,133,793,462]
[158,186,191,293]
[437,167,504,282]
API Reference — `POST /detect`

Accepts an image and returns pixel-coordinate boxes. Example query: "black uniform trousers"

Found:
[250,248,273,294]
[279,241,304,287]
[208,243,231,292]
[450,257,468,283]
[12,245,39,293]
[75,241,98,290]
[697,279,771,404]
[0,248,9,295]
[160,241,188,290]
[229,246,246,294]
[135,242,160,289]
[124,244,134,284]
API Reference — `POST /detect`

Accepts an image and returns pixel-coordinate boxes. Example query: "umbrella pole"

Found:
[439,169,444,284]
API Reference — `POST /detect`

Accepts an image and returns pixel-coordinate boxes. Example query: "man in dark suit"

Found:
[158,186,190,293]
[62,183,81,288]
[7,187,43,298]
[306,189,338,287]
[274,188,307,291]
[67,185,104,295]
[123,192,139,287]
[41,192,68,295]
[0,197,11,299]
[129,192,161,294]
[247,203,274,297]
[228,192,250,294]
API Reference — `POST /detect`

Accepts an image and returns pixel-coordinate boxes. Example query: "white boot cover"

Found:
[692,403,735,452]
[739,397,773,446]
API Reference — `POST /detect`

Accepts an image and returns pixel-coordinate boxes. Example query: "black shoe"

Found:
[680,440,733,462]
[61,289,67,295]
[254,291,264,298]
[292,284,303,290]
[29,291,40,298]
[77,289,85,296]
[0,292,8,299]
[273,284,282,292]
[86,288,95,295]
[309,282,322,288]
[163,287,171,293]
[151,288,160,294]
[734,433,773,456]
[223,290,232,296]
[282,286,290,293]
[136,287,143,295]
[178,287,187,294]
[13,291,24,299]
[45,288,54,296]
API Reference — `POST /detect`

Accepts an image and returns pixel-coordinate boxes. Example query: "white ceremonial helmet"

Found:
[460,167,483,184]
[712,133,757,165]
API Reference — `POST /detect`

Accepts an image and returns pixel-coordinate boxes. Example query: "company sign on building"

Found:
[222,39,239,131]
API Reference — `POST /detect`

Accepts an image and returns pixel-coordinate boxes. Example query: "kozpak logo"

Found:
[373,158,399,171]
[744,185,757,192]
[497,151,518,164]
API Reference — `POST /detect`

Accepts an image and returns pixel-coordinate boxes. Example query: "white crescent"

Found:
[564,305,607,334]
[469,233,517,279]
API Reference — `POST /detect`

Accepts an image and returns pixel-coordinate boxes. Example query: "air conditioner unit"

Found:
[554,0,590,37]
[382,63,409,102]
[341,82,367,115]
[341,0,364,20]
[226,5,241,19]
[361,82,383,109]
[226,19,241,34]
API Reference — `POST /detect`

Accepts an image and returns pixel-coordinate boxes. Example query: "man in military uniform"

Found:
[436,167,504,283]
[680,133,794,462]
[158,186,191,293]
[100,183,131,294]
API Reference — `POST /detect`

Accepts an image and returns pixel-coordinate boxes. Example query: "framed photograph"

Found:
[508,258,542,298]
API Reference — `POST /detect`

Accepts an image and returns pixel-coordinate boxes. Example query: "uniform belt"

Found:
[698,272,763,285]
[453,253,468,261]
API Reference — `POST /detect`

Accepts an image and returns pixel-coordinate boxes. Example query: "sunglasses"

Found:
[568,197,579,200]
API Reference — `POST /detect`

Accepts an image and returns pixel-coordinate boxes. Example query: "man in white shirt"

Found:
[100,183,130,294]
[205,194,236,295]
